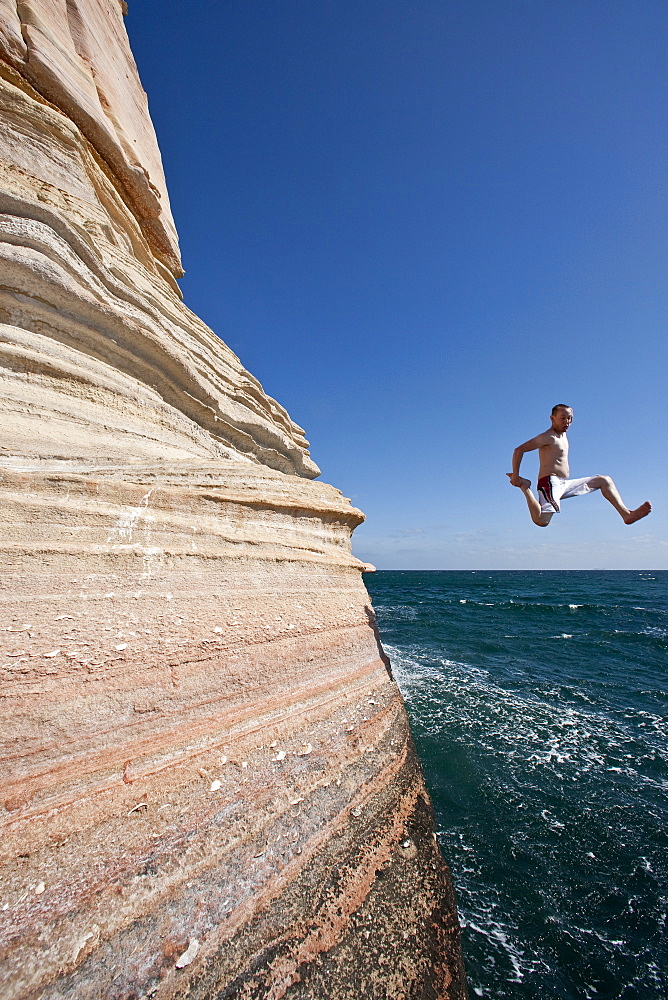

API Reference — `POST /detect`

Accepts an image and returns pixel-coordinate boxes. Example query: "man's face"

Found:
[551,407,573,433]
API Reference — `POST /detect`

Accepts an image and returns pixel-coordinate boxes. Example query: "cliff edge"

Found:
[0,3,467,997]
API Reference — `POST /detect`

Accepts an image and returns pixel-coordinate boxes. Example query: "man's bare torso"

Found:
[536,429,570,479]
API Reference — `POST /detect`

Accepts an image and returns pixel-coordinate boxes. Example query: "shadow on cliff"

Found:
[364,605,394,680]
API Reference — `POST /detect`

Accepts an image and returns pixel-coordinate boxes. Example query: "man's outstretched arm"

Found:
[508,436,541,486]
[507,436,553,526]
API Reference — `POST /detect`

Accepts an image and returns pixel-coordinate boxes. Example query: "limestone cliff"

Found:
[0,3,467,997]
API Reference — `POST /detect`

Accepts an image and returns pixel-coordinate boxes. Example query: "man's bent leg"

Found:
[588,475,652,524]
[507,474,553,526]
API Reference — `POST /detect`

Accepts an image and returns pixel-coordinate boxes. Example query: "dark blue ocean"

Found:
[364,571,668,1000]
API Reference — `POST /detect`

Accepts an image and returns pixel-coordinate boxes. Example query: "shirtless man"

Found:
[507,404,652,527]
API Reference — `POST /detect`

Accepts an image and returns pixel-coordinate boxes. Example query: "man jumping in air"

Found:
[507,404,652,527]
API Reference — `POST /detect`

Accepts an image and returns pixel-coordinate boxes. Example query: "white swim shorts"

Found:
[537,476,597,515]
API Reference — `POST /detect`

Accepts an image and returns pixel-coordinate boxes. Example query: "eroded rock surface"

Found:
[0,3,467,997]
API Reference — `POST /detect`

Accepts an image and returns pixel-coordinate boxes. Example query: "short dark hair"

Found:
[551,403,571,415]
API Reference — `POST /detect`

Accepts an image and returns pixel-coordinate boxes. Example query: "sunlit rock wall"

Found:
[0,3,467,998]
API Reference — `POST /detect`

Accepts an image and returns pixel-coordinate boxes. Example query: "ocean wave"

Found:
[455,599,603,611]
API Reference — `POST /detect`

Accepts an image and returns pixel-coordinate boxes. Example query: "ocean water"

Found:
[364,571,668,1000]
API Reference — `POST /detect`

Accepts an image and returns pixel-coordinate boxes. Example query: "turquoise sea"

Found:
[364,571,668,1000]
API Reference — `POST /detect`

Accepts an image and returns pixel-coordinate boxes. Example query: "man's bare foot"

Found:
[623,501,652,525]
[506,473,532,490]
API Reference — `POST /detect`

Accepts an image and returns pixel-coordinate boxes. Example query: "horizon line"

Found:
[363,567,665,572]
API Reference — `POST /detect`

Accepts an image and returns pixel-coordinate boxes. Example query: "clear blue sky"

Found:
[127,0,667,569]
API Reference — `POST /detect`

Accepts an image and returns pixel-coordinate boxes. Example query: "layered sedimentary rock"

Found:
[0,3,467,998]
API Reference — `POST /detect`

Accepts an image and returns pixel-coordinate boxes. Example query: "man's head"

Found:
[550,404,573,433]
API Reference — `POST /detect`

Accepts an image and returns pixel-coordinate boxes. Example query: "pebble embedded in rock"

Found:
[175,938,200,968]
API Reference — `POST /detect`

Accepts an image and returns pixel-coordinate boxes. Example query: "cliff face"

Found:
[0,3,467,998]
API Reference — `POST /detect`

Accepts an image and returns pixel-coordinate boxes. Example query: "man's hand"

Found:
[507,473,530,489]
